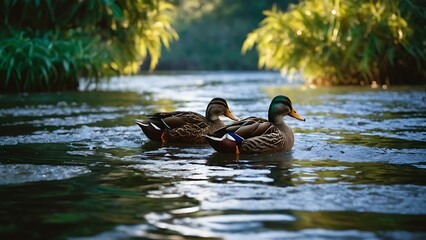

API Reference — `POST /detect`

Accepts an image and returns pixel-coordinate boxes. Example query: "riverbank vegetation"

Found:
[242,0,426,86]
[1,0,425,92]
[156,0,291,70]
[0,0,177,92]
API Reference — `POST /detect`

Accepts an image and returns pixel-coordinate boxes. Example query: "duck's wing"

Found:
[144,111,206,129]
[205,117,277,154]
[209,117,274,139]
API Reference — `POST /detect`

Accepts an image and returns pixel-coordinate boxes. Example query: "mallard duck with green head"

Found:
[135,98,238,144]
[204,95,305,154]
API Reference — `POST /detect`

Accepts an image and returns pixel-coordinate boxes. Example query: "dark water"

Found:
[1,72,425,239]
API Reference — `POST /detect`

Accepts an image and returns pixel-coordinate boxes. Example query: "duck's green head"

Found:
[268,95,305,123]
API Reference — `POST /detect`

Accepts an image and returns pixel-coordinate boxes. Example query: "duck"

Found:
[204,95,305,154]
[135,98,238,144]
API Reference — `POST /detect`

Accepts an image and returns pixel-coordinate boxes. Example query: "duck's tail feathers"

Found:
[135,119,149,127]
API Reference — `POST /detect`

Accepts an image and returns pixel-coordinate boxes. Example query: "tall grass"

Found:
[0,0,177,92]
[0,31,101,91]
[243,0,426,85]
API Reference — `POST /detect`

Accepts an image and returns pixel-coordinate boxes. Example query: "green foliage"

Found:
[0,31,102,91]
[243,0,426,85]
[0,0,177,92]
[157,0,291,70]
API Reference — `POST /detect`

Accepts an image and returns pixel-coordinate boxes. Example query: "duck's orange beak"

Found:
[289,108,305,121]
[225,108,239,121]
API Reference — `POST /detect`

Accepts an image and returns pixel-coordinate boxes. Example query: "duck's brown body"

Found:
[205,96,304,154]
[136,111,226,144]
[135,98,238,144]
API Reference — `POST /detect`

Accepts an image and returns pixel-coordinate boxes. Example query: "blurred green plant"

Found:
[0,0,177,92]
[157,0,291,70]
[243,0,426,85]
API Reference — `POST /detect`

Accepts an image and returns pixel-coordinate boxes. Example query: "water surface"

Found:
[1,72,425,239]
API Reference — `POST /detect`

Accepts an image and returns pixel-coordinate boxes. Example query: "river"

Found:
[1,72,425,239]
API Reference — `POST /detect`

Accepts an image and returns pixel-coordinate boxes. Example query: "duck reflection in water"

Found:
[206,150,295,186]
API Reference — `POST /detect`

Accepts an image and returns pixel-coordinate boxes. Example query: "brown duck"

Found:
[135,98,238,144]
[204,95,305,154]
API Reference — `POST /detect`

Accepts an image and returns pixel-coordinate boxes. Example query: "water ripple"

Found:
[0,164,90,185]
[148,181,426,215]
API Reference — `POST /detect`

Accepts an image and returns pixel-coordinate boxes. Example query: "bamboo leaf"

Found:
[386,47,395,65]
[5,58,15,87]
[63,60,70,73]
